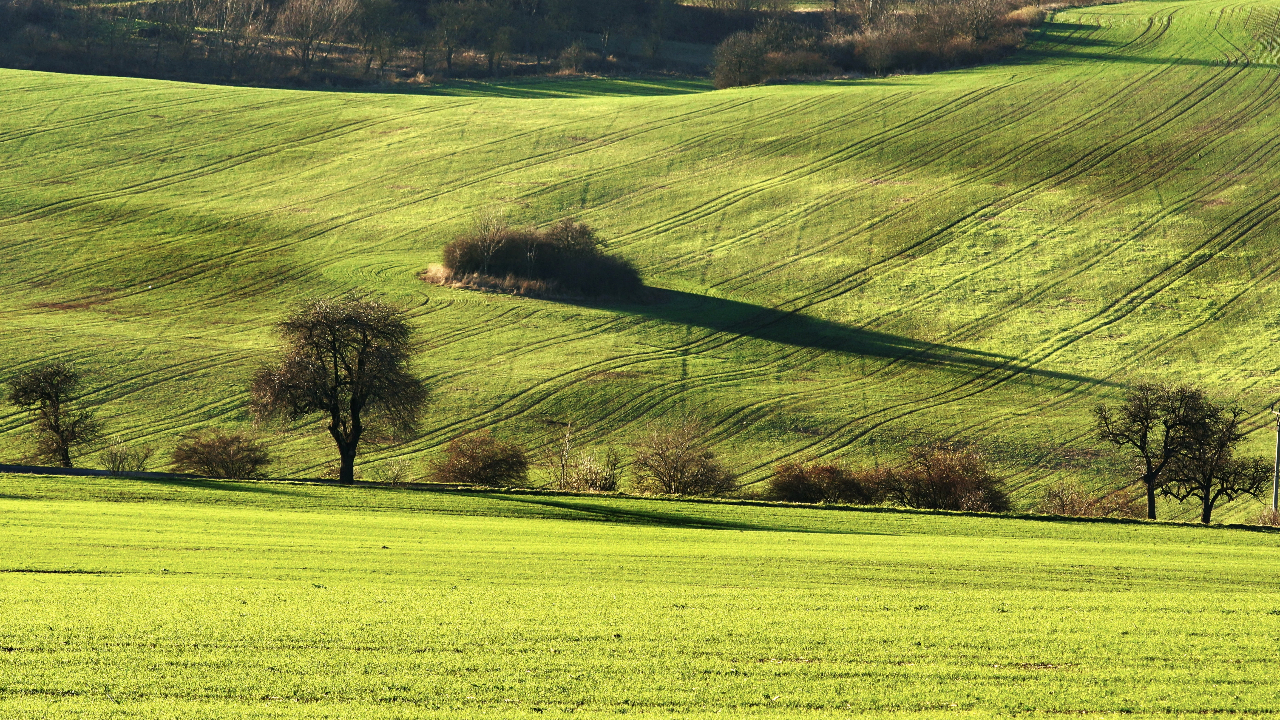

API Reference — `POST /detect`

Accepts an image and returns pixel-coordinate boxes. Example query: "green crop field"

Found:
[1,472,1278,717]
[5,0,1280,521]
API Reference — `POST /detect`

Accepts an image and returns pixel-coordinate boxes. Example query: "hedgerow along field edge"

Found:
[1,472,1278,717]
[5,0,1280,520]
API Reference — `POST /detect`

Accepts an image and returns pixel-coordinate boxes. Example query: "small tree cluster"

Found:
[1095,383,1272,524]
[437,218,643,299]
[430,430,529,487]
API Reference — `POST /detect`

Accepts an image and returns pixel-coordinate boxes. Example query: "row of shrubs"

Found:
[69,416,1231,522]
[768,444,1010,512]
[712,1,1061,88]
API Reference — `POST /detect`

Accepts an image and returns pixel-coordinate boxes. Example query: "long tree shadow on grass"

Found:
[595,289,1112,387]
[129,476,301,496]
[468,492,898,535]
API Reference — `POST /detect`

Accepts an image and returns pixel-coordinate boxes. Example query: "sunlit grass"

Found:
[3,1,1280,524]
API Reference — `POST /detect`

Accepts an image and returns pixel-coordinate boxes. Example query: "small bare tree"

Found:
[632,419,736,496]
[1163,401,1271,524]
[101,437,156,475]
[250,296,427,484]
[7,362,103,468]
[274,0,358,77]
[1095,383,1205,520]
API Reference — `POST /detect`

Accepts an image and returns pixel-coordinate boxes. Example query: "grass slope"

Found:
[1,473,1278,717]
[4,0,1280,520]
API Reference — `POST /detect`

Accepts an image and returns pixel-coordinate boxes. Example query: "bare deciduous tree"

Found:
[274,0,358,77]
[1163,402,1271,524]
[204,0,268,77]
[250,296,427,484]
[1095,383,1205,520]
[632,419,736,496]
[6,361,104,468]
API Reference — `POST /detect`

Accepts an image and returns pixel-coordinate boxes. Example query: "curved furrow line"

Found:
[753,60,1248,321]
[508,92,907,226]
[850,70,1280,338]
[644,80,1072,276]
[0,91,426,187]
[608,83,1022,246]
[0,109,440,228]
[0,87,254,145]
[163,95,769,254]
[706,57,1187,295]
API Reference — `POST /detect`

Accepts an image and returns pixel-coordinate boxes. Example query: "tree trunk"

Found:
[1201,495,1213,525]
[338,443,357,484]
[58,445,72,469]
[1145,477,1157,520]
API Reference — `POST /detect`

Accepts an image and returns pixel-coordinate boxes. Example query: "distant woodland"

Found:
[0,0,1065,89]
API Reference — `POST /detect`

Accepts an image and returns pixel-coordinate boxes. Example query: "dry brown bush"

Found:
[431,430,529,487]
[769,461,876,504]
[875,444,1009,512]
[1254,508,1280,527]
[1035,479,1143,519]
[171,429,272,479]
[631,420,736,497]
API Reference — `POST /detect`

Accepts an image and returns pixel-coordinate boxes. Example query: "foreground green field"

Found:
[1,473,1277,717]
[5,0,1280,520]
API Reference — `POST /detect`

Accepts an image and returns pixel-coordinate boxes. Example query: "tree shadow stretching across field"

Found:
[130,477,300,496]
[585,290,1111,387]
[472,493,898,535]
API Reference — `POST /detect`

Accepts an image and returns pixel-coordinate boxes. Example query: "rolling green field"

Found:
[5,0,1280,520]
[1,472,1278,717]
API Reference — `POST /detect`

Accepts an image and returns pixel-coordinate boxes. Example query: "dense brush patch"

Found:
[429,219,645,300]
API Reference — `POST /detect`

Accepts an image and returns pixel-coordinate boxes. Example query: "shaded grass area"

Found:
[0,473,1278,717]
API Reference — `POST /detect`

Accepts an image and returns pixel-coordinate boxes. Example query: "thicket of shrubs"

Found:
[0,0,781,88]
[430,218,644,299]
[712,0,1068,88]
[430,430,529,486]
[171,429,273,479]
[769,444,1009,513]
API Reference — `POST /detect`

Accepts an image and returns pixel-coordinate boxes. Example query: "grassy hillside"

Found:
[4,0,1280,520]
[1,473,1277,717]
